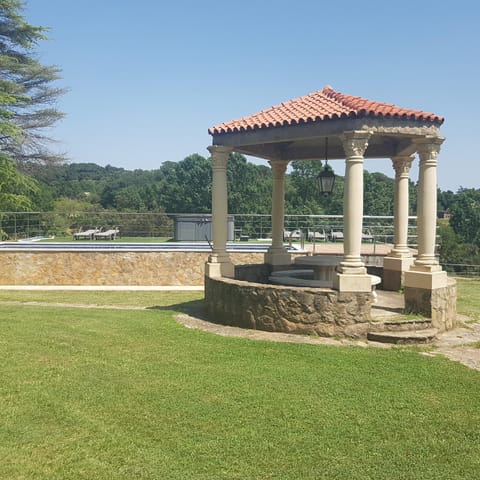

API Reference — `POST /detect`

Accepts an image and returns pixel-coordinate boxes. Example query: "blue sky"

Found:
[25,0,480,191]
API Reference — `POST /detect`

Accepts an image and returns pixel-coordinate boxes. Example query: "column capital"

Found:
[268,159,289,179]
[208,145,232,169]
[208,144,233,155]
[415,137,444,165]
[391,155,414,178]
[340,131,371,158]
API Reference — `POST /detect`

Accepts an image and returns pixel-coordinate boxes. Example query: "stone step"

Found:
[374,319,433,332]
[367,328,438,345]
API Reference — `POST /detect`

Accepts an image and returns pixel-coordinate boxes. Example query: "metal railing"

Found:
[2,211,478,276]
[441,264,480,277]
[0,211,418,246]
[0,211,173,240]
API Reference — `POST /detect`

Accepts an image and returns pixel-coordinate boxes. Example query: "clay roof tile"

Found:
[209,86,444,136]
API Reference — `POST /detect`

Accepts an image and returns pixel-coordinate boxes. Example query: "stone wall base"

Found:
[0,250,277,286]
[205,272,374,338]
[404,278,457,331]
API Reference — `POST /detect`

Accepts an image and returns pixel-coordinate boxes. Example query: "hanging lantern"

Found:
[316,138,335,196]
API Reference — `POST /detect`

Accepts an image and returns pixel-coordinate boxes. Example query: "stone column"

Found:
[383,155,415,290]
[404,137,449,318]
[265,160,291,266]
[205,145,234,278]
[334,131,372,292]
[413,138,444,269]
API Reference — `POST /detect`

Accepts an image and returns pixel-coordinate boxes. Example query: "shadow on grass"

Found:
[146,299,208,319]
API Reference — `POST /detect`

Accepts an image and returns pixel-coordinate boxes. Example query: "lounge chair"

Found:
[307,229,326,242]
[94,228,119,240]
[329,230,344,242]
[73,227,100,240]
[362,229,374,242]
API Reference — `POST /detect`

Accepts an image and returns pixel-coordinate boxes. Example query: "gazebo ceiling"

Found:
[209,86,444,161]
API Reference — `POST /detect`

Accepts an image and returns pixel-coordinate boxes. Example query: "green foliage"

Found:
[363,171,394,215]
[438,189,456,217]
[227,152,271,213]
[287,160,344,214]
[0,152,38,210]
[437,220,479,265]
[450,188,480,247]
[0,0,65,166]
[154,154,212,213]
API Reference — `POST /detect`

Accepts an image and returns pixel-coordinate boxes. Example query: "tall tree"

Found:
[0,152,38,210]
[227,153,271,214]
[0,0,65,167]
[449,188,480,247]
[158,155,212,213]
[363,171,394,216]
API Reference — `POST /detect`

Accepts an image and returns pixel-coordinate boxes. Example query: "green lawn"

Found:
[0,282,479,479]
[455,277,480,322]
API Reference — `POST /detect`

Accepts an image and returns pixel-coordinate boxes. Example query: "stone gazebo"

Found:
[204,86,456,338]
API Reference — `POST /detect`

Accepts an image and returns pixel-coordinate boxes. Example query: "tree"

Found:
[287,160,344,215]
[363,171,394,216]
[0,151,38,210]
[227,153,271,214]
[0,0,65,167]
[437,219,479,266]
[437,189,456,218]
[157,155,212,213]
[449,188,480,247]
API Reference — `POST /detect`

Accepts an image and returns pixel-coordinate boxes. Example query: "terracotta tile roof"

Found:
[209,86,444,135]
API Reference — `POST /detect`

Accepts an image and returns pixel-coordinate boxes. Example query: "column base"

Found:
[264,247,291,266]
[388,247,412,257]
[333,272,372,292]
[404,268,447,290]
[383,256,414,291]
[205,253,234,279]
[338,265,367,275]
[338,256,366,275]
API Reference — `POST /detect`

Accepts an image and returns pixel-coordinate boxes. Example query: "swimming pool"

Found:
[0,241,303,253]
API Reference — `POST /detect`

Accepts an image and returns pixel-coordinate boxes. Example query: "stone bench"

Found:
[269,268,381,300]
[269,269,332,288]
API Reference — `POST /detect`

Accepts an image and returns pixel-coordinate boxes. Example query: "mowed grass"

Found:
[455,277,480,322]
[0,285,479,479]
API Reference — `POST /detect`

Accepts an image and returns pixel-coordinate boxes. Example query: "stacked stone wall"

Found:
[404,277,457,331]
[205,275,373,338]
[0,250,307,286]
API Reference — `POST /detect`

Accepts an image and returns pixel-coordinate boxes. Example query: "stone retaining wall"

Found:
[205,273,374,338]
[0,250,291,286]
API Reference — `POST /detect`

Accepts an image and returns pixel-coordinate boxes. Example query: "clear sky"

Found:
[25,0,480,192]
